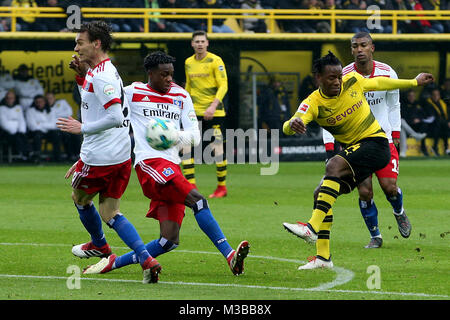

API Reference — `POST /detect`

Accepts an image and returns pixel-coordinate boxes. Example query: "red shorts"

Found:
[135,158,195,226]
[71,159,131,199]
[375,143,399,179]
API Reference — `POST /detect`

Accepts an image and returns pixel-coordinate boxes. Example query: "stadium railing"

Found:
[1,7,450,39]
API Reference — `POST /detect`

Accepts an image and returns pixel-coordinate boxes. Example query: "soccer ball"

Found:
[145,118,179,150]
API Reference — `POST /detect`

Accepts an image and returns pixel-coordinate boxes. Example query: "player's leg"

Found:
[181,145,196,187]
[185,188,249,275]
[376,144,411,238]
[99,196,161,282]
[96,218,180,274]
[71,188,111,257]
[357,176,383,248]
[209,121,227,198]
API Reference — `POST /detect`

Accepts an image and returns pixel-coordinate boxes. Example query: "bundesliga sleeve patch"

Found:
[297,103,310,114]
[103,84,116,96]
[218,65,224,71]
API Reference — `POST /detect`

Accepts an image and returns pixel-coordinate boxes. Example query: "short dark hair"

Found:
[352,31,373,43]
[77,20,113,52]
[313,51,342,75]
[144,51,176,72]
[192,30,208,40]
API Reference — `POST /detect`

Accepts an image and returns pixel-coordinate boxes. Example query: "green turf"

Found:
[0,159,449,300]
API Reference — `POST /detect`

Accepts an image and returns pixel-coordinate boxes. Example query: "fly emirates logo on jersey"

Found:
[326,99,363,125]
[132,93,182,120]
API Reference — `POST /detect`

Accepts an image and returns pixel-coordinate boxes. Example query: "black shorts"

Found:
[336,137,390,192]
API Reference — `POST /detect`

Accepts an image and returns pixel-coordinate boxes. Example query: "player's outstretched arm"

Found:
[362,73,434,92]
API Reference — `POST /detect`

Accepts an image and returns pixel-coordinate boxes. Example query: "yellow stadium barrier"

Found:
[1,7,450,40]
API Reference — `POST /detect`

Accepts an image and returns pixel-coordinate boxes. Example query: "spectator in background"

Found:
[0,71,16,101]
[392,0,418,33]
[13,64,45,111]
[366,0,394,33]
[399,89,428,157]
[144,0,168,32]
[423,88,449,155]
[343,0,370,33]
[241,0,267,33]
[46,92,80,161]
[257,77,282,133]
[160,0,196,33]
[181,0,204,31]
[34,0,67,31]
[26,94,62,162]
[420,0,445,33]
[11,0,40,31]
[440,78,450,103]
[0,90,30,161]
[200,0,235,33]
[276,0,316,33]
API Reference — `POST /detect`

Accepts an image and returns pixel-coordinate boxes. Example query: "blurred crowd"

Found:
[0,64,80,163]
[0,0,449,34]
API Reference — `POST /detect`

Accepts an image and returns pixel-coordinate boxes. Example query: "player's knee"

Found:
[381,182,398,198]
[72,192,91,207]
[159,236,179,250]
[358,185,373,201]
[185,188,206,210]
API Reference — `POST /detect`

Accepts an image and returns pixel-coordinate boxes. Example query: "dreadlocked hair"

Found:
[144,51,176,72]
[312,51,342,75]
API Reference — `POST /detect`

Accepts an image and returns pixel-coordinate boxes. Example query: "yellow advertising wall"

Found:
[0,51,78,113]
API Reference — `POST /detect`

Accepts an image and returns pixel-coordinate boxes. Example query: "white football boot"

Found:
[298,256,334,270]
[283,222,318,244]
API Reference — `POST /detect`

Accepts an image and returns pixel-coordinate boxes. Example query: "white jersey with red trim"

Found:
[323,60,401,145]
[76,58,131,166]
[125,81,199,166]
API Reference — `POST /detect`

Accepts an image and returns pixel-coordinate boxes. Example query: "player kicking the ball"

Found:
[83,51,249,277]
[282,51,433,270]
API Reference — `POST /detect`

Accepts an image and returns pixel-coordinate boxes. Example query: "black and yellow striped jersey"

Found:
[283,71,417,146]
[185,52,228,117]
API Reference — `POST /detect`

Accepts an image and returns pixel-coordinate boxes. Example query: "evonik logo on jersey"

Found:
[326,100,363,125]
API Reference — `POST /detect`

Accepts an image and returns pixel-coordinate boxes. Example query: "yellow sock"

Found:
[181,158,195,185]
[308,177,340,232]
[216,159,227,187]
[316,209,333,260]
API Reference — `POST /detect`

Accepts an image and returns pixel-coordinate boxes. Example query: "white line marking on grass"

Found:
[2,242,447,298]
[0,274,448,298]
[0,242,353,290]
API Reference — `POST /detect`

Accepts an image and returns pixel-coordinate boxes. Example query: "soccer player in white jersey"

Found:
[56,21,161,283]
[83,51,250,277]
[322,32,412,248]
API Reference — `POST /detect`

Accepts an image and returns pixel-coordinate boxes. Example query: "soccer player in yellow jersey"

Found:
[183,30,229,198]
[282,51,434,270]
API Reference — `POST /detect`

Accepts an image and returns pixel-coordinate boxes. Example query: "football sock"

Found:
[316,209,333,260]
[216,159,227,187]
[107,214,150,266]
[308,176,341,233]
[359,199,381,238]
[182,158,196,185]
[387,187,404,215]
[192,198,233,259]
[113,237,178,269]
[74,201,107,248]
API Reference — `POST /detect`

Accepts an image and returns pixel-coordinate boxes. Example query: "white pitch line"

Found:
[0,242,353,291]
[3,242,447,298]
[0,274,448,298]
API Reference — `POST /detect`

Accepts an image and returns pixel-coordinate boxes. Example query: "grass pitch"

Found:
[0,159,449,301]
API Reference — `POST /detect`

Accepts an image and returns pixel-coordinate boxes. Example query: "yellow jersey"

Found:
[283,72,417,146]
[185,52,228,117]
